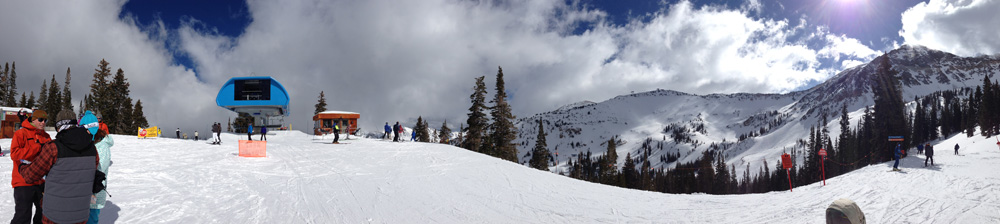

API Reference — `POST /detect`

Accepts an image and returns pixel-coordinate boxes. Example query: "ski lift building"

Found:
[313,111,359,135]
[0,107,31,138]
[216,76,290,128]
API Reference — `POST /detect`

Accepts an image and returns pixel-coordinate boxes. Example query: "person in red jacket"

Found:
[10,109,51,224]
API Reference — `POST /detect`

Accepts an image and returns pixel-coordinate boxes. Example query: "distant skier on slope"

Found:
[212,122,222,144]
[954,143,959,155]
[247,124,254,141]
[892,143,902,171]
[260,126,268,141]
[332,123,340,144]
[924,143,934,167]
[411,128,417,142]
[393,122,401,142]
[384,122,391,140]
[916,144,924,155]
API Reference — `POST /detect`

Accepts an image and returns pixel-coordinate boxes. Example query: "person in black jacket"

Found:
[393,122,401,142]
[954,143,959,155]
[924,143,935,167]
[18,118,100,224]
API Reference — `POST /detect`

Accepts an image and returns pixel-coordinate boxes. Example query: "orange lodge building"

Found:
[313,111,359,135]
[1,107,31,138]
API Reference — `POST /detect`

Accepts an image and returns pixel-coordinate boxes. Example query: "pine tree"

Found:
[62,67,74,112]
[438,120,452,144]
[108,69,134,134]
[529,119,550,170]
[46,75,61,127]
[90,59,113,128]
[979,75,995,136]
[38,81,47,112]
[314,91,327,115]
[463,76,488,153]
[488,67,518,162]
[870,54,907,163]
[416,116,430,142]
[78,99,84,116]
[133,100,148,128]
[19,93,26,108]
[601,138,619,184]
[6,62,16,106]
[0,63,8,106]
[26,92,35,109]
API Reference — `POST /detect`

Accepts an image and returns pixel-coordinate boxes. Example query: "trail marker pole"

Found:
[819,148,827,186]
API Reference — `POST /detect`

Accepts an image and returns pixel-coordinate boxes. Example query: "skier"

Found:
[954,143,959,155]
[925,143,935,167]
[260,126,268,141]
[384,122,391,139]
[892,143,902,171]
[176,128,180,139]
[194,131,199,141]
[916,144,924,155]
[332,123,340,144]
[411,128,417,142]
[247,124,254,141]
[393,122,401,142]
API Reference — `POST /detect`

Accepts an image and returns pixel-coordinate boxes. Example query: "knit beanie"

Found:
[30,109,48,121]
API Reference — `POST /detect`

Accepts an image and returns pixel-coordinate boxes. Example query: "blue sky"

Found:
[2,0,999,134]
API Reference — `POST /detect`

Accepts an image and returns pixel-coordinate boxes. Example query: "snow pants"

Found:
[893,158,900,169]
[12,185,43,224]
[925,156,934,166]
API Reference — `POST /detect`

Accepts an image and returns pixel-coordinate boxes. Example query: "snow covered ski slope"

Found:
[2,131,998,223]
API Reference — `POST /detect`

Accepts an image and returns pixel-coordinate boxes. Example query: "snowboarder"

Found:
[892,143,902,171]
[925,143,934,167]
[212,122,222,144]
[176,128,180,139]
[384,122,391,139]
[954,143,959,155]
[393,122,401,142]
[332,123,340,144]
[260,126,268,141]
[247,124,254,141]
[194,131,199,141]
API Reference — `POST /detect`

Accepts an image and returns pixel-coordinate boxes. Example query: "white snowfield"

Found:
[2,131,999,223]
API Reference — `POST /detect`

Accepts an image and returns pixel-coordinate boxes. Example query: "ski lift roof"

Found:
[216,76,290,117]
[317,111,359,115]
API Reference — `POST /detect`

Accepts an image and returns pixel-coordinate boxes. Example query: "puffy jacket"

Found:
[894,145,902,159]
[91,135,114,209]
[385,124,391,132]
[926,145,934,157]
[10,119,52,187]
[19,127,99,223]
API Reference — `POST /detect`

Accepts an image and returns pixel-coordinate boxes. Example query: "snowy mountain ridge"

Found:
[514,45,1000,176]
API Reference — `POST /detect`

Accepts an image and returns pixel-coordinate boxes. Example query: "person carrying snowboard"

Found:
[384,122,391,140]
[925,143,934,167]
[892,143,902,171]
[260,126,268,141]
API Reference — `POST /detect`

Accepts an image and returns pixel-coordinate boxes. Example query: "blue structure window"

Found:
[235,79,271,101]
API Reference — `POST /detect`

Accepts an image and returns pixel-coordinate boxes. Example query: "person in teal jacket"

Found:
[88,125,113,224]
[79,110,111,224]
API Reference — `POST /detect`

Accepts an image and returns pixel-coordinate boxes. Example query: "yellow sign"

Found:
[238,140,267,157]
[138,126,161,138]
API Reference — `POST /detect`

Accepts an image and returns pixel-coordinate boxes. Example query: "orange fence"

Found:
[238,140,267,157]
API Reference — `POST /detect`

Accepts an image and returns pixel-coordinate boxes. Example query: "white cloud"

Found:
[900,0,1000,57]
[1,0,877,135]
